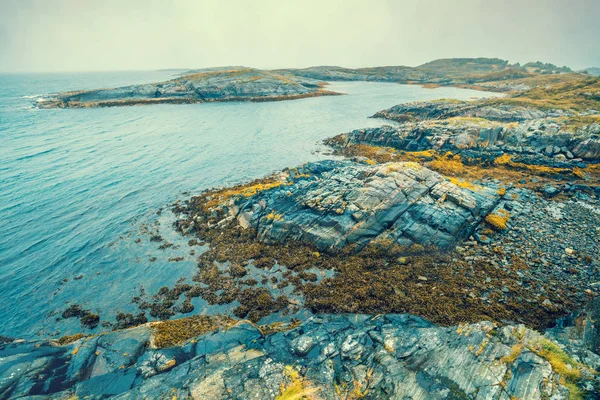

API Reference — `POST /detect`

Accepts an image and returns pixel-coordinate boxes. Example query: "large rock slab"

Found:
[363,100,600,162]
[373,99,569,123]
[228,160,501,253]
[1,314,597,399]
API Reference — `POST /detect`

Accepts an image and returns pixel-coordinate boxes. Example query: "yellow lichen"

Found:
[276,365,317,400]
[494,154,574,176]
[485,209,510,231]
[448,177,482,191]
[429,154,467,176]
[203,178,287,210]
[528,338,582,382]
[399,150,435,161]
[500,343,523,364]
[475,338,489,356]
[266,210,284,221]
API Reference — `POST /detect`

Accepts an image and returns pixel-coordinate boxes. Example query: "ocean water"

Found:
[0,71,501,339]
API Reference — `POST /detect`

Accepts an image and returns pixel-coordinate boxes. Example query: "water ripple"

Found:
[0,72,502,338]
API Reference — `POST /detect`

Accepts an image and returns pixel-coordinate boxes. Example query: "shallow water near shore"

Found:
[0,71,502,339]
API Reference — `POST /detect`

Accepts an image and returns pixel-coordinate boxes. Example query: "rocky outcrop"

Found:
[372,100,566,123]
[1,314,597,399]
[549,296,600,356]
[342,100,600,162]
[220,160,502,253]
[36,68,339,108]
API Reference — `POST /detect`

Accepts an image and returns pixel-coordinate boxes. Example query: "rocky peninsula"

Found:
[7,58,600,399]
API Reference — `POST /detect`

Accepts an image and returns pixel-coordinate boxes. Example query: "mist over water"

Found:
[0,71,501,338]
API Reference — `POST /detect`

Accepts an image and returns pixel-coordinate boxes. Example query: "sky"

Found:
[1,0,599,73]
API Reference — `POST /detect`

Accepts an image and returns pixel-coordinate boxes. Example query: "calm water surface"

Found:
[0,71,501,338]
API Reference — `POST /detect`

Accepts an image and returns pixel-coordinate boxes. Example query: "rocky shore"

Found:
[8,59,600,398]
[1,300,599,399]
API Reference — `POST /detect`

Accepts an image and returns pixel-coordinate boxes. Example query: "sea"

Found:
[0,71,502,338]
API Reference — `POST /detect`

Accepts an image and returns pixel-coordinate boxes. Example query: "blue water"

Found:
[0,72,502,339]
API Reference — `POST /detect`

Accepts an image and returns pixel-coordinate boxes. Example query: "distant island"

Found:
[581,67,600,76]
[36,67,340,108]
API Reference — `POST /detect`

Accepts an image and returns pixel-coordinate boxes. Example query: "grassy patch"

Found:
[556,115,600,132]
[500,343,523,364]
[484,74,600,111]
[441,116,501,128]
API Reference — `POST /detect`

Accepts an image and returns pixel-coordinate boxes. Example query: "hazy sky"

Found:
[1,0,599,73]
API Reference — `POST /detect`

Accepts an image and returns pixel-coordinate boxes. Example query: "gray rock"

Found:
[542,185,561,198]
[1,312,597,399]
[290,334,316,356]
[221,160,501,253]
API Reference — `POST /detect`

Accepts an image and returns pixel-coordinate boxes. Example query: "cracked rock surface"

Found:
[227,160,501,253]
[1,311,599,399]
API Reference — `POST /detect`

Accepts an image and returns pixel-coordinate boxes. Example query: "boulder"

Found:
[229,161,501,253]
